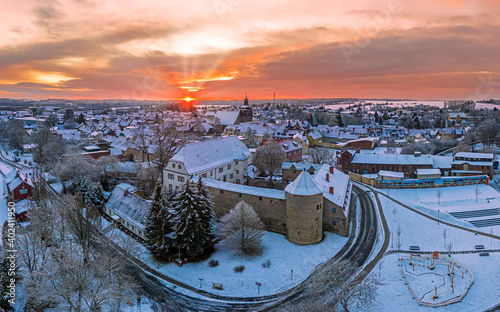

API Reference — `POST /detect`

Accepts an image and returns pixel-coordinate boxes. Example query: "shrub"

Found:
[262,259,271,268]
[233,265,245,273]
[208,259,219,267]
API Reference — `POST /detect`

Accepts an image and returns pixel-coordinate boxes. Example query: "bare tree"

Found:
[310,148,335,165]
[151,120,180,183]
[245,128,258,147]
[396,224,403,260]
[219,201,265,255]
[445,241,453,256]
[252,141,286,189]
[442,229,447,247]
[305,260,382,312]
[392,205,397,222]
[475,185,482,202]
[135,164,160,198]
[436,187,442,205]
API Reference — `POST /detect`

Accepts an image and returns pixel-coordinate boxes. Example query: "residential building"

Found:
[163,136,251,190]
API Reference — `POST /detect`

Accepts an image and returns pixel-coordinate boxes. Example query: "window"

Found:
[169,184,172,189]
[236,170,239,174]
[332,208,336,213]
[176,186,180,190]
[316,203,322,210]
[235,160,239,165]
[219,168,223,173]
[227,164,231,170]
[168,173,174,179]
[20,189,28,194]
[259,196,262,201]
[331,220,337,226]
[238,193,242,198]
[178,176,184,182]
[230,173,234,179]
[178,165,182,169]
[172,163,176,168]
[220,190,224,194]
[202,173,207,178]
[210,171,213,176]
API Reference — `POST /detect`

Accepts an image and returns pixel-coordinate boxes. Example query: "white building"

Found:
[163,136,251,190]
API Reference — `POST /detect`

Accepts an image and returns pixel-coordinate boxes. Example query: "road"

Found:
[9,154,381,312]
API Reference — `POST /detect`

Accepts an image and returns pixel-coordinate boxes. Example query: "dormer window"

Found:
[172,163,176,168]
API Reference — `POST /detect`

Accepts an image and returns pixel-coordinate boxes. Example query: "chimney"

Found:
[414,151,421,157]
[124,189,129,196]
[329,186,334,194]
[326,173,329,182]
[329,166,334,174]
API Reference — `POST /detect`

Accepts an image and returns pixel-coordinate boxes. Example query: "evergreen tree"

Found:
[336,113,344,127]
[172,180,215,258]
[195,179,216,233]
[145,185,173,255]
[76,113,86,124]
[76,177,105,207]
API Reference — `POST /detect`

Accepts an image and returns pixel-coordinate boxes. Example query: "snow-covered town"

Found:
[0,96,499,311]
[3,1,500,311]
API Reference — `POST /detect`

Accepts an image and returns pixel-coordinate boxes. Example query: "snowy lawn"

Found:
[108,227,348,297]
[375,193,500,252]
[371,253,500,312]
[384,185,500,233]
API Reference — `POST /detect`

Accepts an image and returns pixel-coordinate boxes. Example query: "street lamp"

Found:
[438,210,440,225]
[256,282,262,294]
[199,278,204,288]
[291,269,293,281]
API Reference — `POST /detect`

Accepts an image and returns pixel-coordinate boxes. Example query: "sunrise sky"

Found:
[1,0,500,101]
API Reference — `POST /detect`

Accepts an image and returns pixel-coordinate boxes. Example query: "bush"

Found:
[262,259,271,268]
[208,259,219,267]
[233,265,245,273]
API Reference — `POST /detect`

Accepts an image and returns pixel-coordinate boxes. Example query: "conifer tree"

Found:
[0,258,14,311]
[195,178,216,232]
[145,184,171,255]
[172,180,214,258]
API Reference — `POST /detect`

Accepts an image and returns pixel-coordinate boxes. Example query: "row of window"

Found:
[171,163,182,170]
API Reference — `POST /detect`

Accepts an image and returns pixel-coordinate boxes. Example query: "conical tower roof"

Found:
[285,170,322,196]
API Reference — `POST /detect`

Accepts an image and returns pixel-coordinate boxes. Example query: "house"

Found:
[5,168,34,201]
[102,184,149,240]
[451,152,493,178]
[416,168,441,180]
[163,136,251,191]
[338,150,434,178]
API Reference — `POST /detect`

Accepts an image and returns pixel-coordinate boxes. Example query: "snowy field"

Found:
[370,187,500,311]
[106,227,349,297]
[371,253,500,312]
[385,185,500,233]
[375,192,499,252]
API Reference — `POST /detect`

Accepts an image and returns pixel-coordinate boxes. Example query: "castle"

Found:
[198,164,352,245]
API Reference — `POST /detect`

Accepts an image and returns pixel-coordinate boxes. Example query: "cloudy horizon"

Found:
[1,0,500,101]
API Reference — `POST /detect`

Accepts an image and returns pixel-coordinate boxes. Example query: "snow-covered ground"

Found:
[372,253,500,312]
[371,188,500,311]
[385,185,500,233]
[106,227,349,297]
[376,191,499,252]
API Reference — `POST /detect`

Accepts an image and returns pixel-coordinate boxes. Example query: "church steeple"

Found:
[243,92,249,106]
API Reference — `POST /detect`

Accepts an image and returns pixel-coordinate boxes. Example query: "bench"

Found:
[409,246,420,251]
[479,252,490,257]
[475,245,485,250]
[212,282,223,290]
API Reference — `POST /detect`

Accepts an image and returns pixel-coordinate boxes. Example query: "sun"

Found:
[182,96,194,102]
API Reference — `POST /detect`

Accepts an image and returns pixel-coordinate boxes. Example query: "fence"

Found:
[349,172,488,189]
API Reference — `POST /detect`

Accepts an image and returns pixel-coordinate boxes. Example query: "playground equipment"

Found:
[400,252,474,307]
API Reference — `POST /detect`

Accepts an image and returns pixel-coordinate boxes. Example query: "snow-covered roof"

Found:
[416,168,441,175]
[312,165,351,214]
[454,152,493,160]
[202,178,286,199]
[351,153,434,165]
[213,110,240,125]
[105,184,149,231]
[170,136,251,175]
[285,171,322,196]
[378,170,404,178]
[431,155,453,169]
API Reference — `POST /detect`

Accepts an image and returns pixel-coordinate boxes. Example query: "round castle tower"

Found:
[284,170,323,245]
